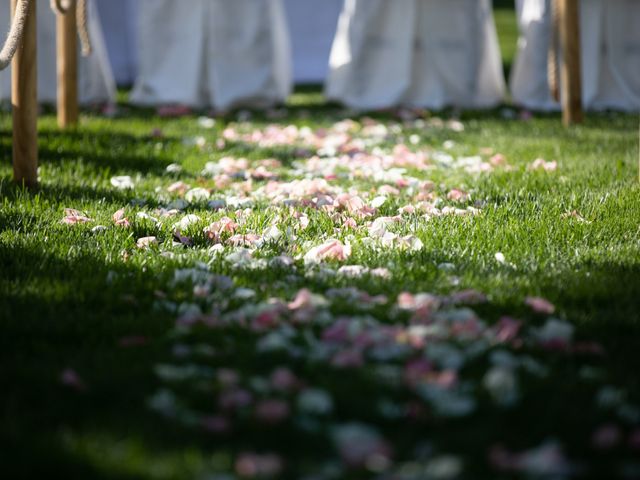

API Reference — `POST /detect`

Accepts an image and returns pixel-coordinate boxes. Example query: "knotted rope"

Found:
[50,0,92,56]
[548,0,561,102]
[75,0,91,56]
[50,0,71,15]
[0,0,31,71]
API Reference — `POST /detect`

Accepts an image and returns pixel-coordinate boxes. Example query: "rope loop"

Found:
[50,0,92,56]
[50,0,72,15]
[0,0,32,71]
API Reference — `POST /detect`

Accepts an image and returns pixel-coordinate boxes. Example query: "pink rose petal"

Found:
[112,208,130,227]
[525,296,556,315]
[60,368,86,392]
[62,208,92,225]
[304,239,351,263]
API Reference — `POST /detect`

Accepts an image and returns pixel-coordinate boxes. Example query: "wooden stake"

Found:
[57,2,79,128]
[559,0,583,126]
[12,0,38,187]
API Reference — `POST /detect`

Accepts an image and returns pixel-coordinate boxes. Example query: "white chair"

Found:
[283,0,343,84]
[0,0,116,105]
[130,0,292,110]
[510,0,640,111]
[325,0,505,110]
[94,0,138,86]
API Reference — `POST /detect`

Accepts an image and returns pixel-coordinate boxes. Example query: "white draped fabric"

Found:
[0,0,116,105]
[325,0,506,110]
[95,0,340,86]
[94,0,138,86]
[130,0,292,110]
[511,0,640,111]
[283,0,342,83]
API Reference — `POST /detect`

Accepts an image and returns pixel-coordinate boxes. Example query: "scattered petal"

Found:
[137,236,158,249]
[110,175,135,190]
[185,187,211,203]
[529,159,557,172]
[304,239,351,263]
[173,214,201,231]
[62,208,92,225]
[525,296,556,315]
[60,368,86,392]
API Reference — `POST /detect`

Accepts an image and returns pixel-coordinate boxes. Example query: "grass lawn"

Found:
[1,5,640,480]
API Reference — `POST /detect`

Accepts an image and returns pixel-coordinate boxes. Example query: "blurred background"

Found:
[94,0,519,88]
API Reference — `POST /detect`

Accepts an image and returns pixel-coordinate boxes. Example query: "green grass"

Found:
[1,5,640,480]
[494,2,519,79]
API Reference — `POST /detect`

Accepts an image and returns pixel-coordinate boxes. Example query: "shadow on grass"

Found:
[540,260,640,383]
[0,244,202,479]
[0,439,148,480]
[0,231,639,478]
[0,129,176,177]
[0,176,143,206]
[0,207,39,232]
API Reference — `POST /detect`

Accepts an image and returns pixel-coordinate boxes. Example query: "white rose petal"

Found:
[370,196,387,208]
[298,389,334,415]
[225,248,254,266]
[165,163,182,174]
[483,366,519,406]
[185,188,211,203]
[136,212,159,223]
[136,236,158,249]
[337,265,368,278]
[262,226,282,243]
[110,175,134,190]
[197,116,216,129]
[173,214,201,231]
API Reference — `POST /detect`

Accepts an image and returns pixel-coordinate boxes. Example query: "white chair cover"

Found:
[510,0,640,111]
[325,0,506,110]
[283,0,343,83]
[94,0,138,86]
[130,0,292,110]
[0,0,116,105]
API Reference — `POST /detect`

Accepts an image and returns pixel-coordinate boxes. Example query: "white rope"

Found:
[76,0,92,56]
[0,0,31,71]
[548,0,561,102]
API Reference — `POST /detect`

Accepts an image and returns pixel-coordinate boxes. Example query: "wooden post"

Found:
[12,0,38,187]
[57,2,79,128]
[558,0,583,126]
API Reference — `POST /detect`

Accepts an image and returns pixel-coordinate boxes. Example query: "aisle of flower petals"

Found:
[64,115,639,479]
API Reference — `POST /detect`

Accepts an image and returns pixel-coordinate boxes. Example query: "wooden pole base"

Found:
[559,0,584,126]
[12,0,38,187]
[57,3,79,128]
